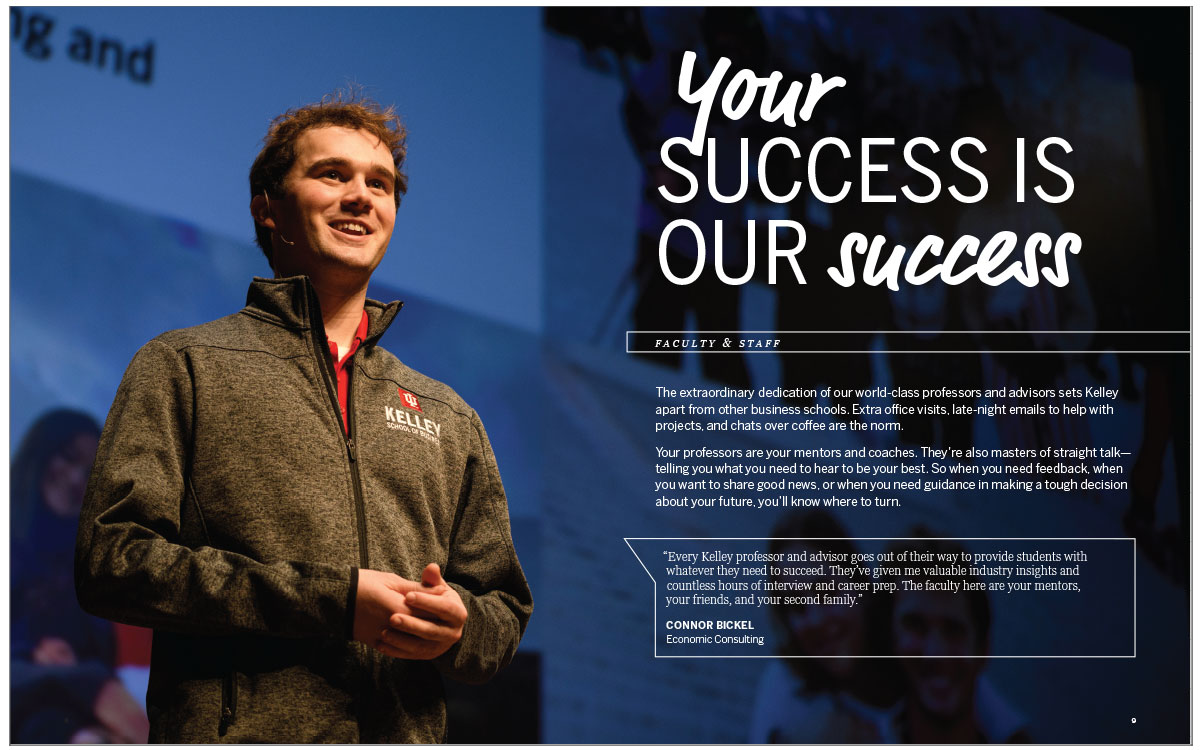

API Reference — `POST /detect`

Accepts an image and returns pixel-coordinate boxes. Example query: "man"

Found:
[75,91,533,742]
[886,535,1028,743]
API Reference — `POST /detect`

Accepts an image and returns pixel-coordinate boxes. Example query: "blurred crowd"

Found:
[548,5,1188,586]
[749,510,1030,743]
[11,410,150,742]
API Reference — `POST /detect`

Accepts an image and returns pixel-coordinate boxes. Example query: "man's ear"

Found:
[250,193,276,231]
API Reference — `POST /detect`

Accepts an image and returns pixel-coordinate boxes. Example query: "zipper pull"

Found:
[347,437,357,462]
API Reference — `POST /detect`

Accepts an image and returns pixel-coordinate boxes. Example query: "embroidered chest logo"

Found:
[398,388,422,411]
[385,389,441,443]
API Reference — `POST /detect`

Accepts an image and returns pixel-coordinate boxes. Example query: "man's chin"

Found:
[817,654,856,680]
[913,678,971,722]
[324,243,385,267]
[303,249,388,282]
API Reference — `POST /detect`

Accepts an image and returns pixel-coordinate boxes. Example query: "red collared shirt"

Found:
[327,310,370,435]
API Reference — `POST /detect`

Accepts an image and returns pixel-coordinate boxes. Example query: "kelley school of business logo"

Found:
[398,387,422,411]
[385,388,441,443]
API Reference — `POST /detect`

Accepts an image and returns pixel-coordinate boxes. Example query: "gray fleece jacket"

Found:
[75,276,532,742]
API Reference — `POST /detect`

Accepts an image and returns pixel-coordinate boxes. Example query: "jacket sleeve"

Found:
[434,412,533,684]
[75,339,356,638]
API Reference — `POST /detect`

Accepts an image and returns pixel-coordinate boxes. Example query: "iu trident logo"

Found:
[398,388,422,412]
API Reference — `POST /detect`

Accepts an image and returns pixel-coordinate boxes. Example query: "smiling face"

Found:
[893,591,984,721]
[41,431,99,519]
[258,125,398,286]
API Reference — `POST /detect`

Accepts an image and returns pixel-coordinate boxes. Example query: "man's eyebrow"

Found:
[308,157,395,181]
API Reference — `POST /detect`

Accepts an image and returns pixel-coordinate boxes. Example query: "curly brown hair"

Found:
[249,88,408,265]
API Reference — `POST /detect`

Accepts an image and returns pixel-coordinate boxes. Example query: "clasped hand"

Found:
[353,563,466,660]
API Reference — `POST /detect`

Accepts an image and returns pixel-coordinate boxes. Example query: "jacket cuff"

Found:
[432,583,503,684]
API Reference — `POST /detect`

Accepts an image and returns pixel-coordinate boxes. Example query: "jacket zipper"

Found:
[344,356,369,569]
[219,670,238,734]
[306,290,370,570]
[304,287,370,736]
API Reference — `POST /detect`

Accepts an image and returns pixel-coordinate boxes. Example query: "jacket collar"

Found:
[243,276,402,347]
